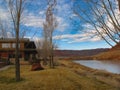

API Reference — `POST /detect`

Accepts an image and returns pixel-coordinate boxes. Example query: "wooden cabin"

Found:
[0,38,36,60]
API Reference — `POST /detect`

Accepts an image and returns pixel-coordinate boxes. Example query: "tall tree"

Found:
[73,0,120,46]
[118,0,120,11]
[8,0,25,81]
[0,19,7,38]
[43,0,57,68]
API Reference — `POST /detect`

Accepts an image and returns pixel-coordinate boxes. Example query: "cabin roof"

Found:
[0,38,29,43]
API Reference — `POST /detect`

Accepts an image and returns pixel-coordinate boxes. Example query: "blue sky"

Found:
[0,0,117,50]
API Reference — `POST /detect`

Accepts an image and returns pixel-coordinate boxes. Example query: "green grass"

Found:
[0,61,120,90]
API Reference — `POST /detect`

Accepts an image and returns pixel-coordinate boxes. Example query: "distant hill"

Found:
[94,43,120,60]
[54,43,120,60]
[54,48,109,57]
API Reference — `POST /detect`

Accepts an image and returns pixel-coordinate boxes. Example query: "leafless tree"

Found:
[118,0,120,11]
[0,19,7,38]
[7,0,26,81]
[43,0,57,68]
[35,39,42,58]
[73,0,120,46]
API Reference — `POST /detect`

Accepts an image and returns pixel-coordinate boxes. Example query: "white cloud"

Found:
[39,11,45,15]
[0,7,10,21]
[56,16,68,31]
[21,0,70,31]
[90,36,102,42]
[22,12,68,32]
[71,13,78,18]
[53,31,102,43]
[61,39,69,42]
[70,0,120,45]
[22,13,45,28]
[7,32,12,38]
[82,23,94,29]
[0,6,13,38]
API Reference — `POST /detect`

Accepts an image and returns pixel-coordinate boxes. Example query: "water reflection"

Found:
[74,60,120,74]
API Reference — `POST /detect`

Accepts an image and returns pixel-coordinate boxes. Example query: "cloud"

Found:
[0,0,70,33]
[71,0,120,45]
[21,0,70,31]
[56,0,72,15]
[55,0,72,31]
[39,11,45,15]
[56,16,69,31]
[0,7,10,21]
[61,39,69,42]
[53,32,102,43]
[22,12,68,32]
[22,13,45,28]
[71,13,78,18]
[7,32,13,38]
[0,6,13,38]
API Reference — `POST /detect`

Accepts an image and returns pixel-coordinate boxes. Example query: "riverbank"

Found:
[94,50,120,60]
[59,60,120,88]
[0,60,120,90]
[63,49,120,61]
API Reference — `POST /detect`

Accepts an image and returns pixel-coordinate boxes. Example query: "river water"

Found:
[74,60,120,74]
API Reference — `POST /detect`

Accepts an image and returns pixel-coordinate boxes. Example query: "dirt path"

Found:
[0,65,12,71]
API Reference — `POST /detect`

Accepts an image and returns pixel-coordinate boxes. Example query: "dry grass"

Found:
[10,59,29,65]
[59,60,120,89]
[0,60,120,90]
[94,50,120,60]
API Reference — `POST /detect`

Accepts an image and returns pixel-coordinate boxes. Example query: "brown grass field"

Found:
[0,60,120,90]
[94,50,120,60]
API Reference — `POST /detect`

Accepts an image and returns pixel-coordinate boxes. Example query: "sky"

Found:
[0,0,118,50]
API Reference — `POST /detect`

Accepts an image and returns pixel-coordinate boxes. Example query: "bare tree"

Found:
[0,19,7,38]
[118,0,120,11]
[73,0,120,46]
[43,0,57,68]
[35,39,42,58]
[8,0,25,81]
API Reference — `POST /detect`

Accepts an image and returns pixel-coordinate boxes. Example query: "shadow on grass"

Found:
[0,76,25,84]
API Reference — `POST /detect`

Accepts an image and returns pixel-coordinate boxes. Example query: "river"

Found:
[74,60,120,74]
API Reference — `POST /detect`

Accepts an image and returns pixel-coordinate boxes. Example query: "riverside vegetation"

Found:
[0,60,120,90]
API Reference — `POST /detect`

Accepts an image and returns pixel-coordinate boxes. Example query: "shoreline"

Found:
[0,60,120,90]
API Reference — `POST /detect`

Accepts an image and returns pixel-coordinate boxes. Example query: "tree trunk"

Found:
[15,28,20,81]
[15,6,21,81]
[50,37,54,68]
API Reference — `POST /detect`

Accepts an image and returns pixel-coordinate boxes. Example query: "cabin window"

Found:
[12,43,15,48]
[12,43,20,48]
[2,43,11,48]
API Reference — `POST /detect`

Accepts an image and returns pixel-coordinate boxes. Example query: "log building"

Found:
[0,38,36,60]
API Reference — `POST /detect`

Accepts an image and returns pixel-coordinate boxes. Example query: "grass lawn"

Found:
[0,60,120,90]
